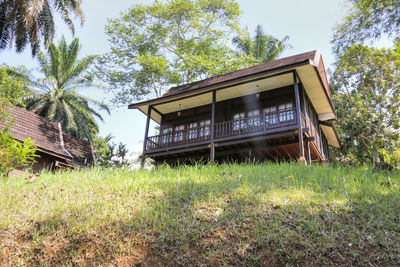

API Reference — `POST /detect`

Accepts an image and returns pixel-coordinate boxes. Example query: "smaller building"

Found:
[1,107,95,176]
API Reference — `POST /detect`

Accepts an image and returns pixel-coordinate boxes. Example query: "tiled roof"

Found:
[0,106,94,166]
[63,132,94,166]
[162,50,317,97]
[4,107,70,158]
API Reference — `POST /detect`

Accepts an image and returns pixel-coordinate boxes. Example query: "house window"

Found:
[188,122,198,140]
[248,110,260,117]
[248,109,261,127]
[162,127,172,134]
[278,102,294,122]
[199,119,210,138]
[161,127,173,144]
[264,106,277,126]
[174,125,185,142]
[233,112,245,131]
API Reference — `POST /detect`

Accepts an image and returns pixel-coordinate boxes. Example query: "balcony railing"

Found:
[145,109,296,151]
[146,125,211,150]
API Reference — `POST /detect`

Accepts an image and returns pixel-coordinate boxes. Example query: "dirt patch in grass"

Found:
[0,228,154,266]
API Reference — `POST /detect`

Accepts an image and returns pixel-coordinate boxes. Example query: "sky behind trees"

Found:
[0,0,362,156]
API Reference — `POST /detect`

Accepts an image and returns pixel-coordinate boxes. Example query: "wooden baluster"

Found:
[263,112,266,131]
[223,122,225,137]
[223,122,226,137]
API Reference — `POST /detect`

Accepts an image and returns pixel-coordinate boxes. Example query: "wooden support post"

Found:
[305,139,311,165]
[293,71,305,164]
[210,90,216,165]
[301,84,309,129]
[141,105,152,169]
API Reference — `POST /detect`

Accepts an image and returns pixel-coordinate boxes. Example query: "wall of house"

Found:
[32,156,55,172]
[7,151,67,177]
[8,168,26,177]
[301,87,329,161]
[161,85,296,130]
[31,151,68,172]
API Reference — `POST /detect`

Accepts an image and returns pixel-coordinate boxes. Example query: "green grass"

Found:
[1,163,399,266]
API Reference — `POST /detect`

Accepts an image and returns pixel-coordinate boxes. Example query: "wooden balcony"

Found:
[145,109,296,153]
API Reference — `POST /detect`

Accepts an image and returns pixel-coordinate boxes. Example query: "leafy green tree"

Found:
[0,128,38,177]
[232,25,291,63]
[0,67,30,107]
[93,134,130,168]
[332,0,400,55]
[330,43,400,166]
[0,0,83,55]
[24,37,109,141]
[96,0,253,104]
[0,96,38,177]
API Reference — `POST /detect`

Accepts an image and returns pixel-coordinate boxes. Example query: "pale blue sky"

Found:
[1,0,347,156]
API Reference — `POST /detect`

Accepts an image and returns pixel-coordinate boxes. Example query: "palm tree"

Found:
[25,37,109,141]
[233,25,291,63]
[0,0,83,55]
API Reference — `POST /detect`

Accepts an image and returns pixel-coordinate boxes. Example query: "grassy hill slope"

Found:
[1,163,399,266]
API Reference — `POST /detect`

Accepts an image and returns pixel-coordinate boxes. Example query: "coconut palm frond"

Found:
[233,25,291,64]
[24,37,109,141]
[0,0,82,55]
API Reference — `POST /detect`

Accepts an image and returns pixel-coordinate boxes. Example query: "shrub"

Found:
[0,127,38,177]
[0,99,38,177]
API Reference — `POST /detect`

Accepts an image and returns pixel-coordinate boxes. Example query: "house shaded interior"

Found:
[129,51,340,166]
[148,85,329,164]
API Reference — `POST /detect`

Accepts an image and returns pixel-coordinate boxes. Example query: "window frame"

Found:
[173,124,186,143]
[188,122,199,140]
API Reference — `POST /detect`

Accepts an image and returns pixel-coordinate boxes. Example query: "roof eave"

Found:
[320,121,341,148]
[37,147,73,160]
[128,59,313,110]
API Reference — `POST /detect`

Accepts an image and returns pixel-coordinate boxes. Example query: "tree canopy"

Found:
[96,0,254,104]
[0,0,84,55]
[0,67,30,107]
[330,42,400,166]
[332,0,400,55]
[93,134,130,168]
